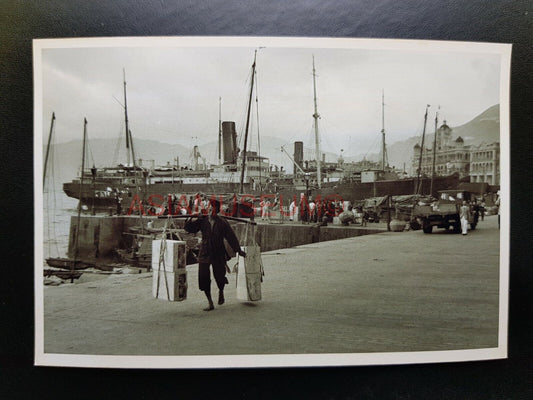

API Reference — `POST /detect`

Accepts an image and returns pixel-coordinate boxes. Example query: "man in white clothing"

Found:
[460,200,471,235]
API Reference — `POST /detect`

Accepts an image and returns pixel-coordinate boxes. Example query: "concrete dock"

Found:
[42,215,500,357]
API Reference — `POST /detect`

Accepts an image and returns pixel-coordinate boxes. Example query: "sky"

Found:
[39,37,503,162]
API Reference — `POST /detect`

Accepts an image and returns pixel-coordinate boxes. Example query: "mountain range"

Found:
[353,104,501,173]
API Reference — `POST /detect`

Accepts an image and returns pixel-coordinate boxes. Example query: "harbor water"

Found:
[43,189,79,261]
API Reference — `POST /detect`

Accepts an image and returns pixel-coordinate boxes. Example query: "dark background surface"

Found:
[1,0,532,398]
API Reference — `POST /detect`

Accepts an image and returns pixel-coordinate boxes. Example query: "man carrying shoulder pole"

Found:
[184,199,246,311]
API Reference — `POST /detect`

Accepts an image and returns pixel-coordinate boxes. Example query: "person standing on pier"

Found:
[289,198,297,221]
[460,200,471,235]
[300,194,309,224]
[115,190,123,215]
[308,197,317,223]
[495,194,500,229]
[184,199,246,311]
[261,199,271,222]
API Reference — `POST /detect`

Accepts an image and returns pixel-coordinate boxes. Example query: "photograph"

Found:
[34,36,510,368]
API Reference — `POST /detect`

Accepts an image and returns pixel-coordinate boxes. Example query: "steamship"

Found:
[62,121,284,210]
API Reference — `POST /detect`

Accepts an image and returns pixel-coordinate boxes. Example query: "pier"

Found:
[42,215,500,358]
[67,214,384,261]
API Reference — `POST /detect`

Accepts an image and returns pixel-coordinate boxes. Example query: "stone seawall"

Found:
[232,223,383,252]
[68,215,384,262]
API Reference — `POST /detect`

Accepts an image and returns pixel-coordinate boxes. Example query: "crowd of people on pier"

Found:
[115,187,500,235]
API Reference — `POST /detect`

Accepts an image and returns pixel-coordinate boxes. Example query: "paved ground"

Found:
[42,215,500,358]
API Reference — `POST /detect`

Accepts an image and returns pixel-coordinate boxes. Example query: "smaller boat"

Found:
[45,118,91,280]
[45,257,94,270]
[117,224,201,269]
[43,269,83,280]
[116,233,154,269]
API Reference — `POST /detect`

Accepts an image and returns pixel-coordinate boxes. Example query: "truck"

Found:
[413,190,478,234]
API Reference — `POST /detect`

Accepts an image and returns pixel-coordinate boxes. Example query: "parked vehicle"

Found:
[413,190,478,234]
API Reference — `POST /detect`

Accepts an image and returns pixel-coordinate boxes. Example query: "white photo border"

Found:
[34,36,511,368]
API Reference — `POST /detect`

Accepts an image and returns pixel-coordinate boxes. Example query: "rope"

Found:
[44,122,62,259]
[155,215,184,299]
[156,217,170,300]
[112,123,124,166]
[88,145,96,170]
[236,67,256,151]
[255,71,262,189]
[243,220,250,246]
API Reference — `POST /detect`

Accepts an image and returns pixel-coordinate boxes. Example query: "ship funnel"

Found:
[222,121,238,164]
[294,141,303,175]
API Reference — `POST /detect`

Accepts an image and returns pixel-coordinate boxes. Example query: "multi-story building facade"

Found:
[412,121,500,186]
[469,142,500,185]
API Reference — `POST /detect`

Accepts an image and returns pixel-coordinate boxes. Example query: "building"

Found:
[412,121,500,186]
[469,142,500,185]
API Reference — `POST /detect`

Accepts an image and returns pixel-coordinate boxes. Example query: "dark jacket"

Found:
[184,215,241,264]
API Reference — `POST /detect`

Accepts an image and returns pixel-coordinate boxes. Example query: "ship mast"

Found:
[381,91,387,171]
[239,51,257,194]
[129,128,136,169]
[256,84,262,190]
[123,71,137,171]
[72,118,88,282]
[123,70,143,224]
[430,109,439,197]
[312,56,322,189]
[218,97,222,164]
[416,105,430,194]
[193,145,200,171]
[123,69,131,166]
[43,112,55,186]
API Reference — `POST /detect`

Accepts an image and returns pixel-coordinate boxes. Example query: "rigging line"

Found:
[112,121,124,166]
[87,138,96,168]
[112,95,124,108]
[43,113,56,187]
[44,129,53,256]
[361,134,381,161]
[304,120,316,151]
[319,123,335,155]
[247,105,259,156]
[255,70,262,187]
[84,124,91,172]
[236,64,256,150]
[50,131,60,256]
[49,124,65,256]
[236,93,250,150]
[45,191,51,256]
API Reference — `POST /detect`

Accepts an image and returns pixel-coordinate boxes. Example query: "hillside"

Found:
[450,104,500,145]
[379,104,500,172]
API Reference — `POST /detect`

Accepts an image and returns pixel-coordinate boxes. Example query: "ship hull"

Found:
[63,174,460,212]
[323,173,461,201]
[63,181,256,211]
